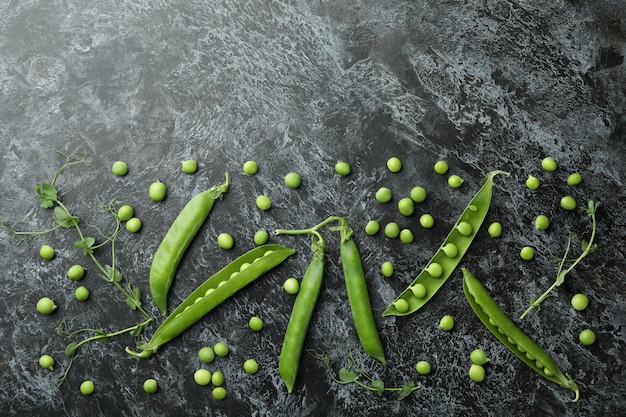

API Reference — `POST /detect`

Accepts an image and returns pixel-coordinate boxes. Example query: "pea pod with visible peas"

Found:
[127,244,295,358]
[383,170,508,317]
[279,232,325,393]
[462,268,580,401]
[150,174,230,315]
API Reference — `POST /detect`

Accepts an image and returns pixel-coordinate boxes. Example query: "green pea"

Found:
[249,316,264,331]
[434,160,449,175]
[36,297,57,315]
[243,359,259,374]
[387,157,402,172]
[419,213,435,229]
[535,215,550,230]
[487,222,502,238]
[393,299,410,313]
[39,354,55,370]
[125,217,142,233]
[579,329,596,346]
[560,195,577,211]
[283,277,300,295]
[456,221,473,236]
[194,369,212,386]
[571,293,589,311]
[149,180,167,202]
[398,197,415,216]
[525,175,541,190]
[541,157,558,172]
[384,222,400,238]
[212,387,227,400]
[217,233,234,250]
[365,220,380,235]
[520,246,535,261]
[469,364,485,382]
[198,346,215,363]
[335,161,351,176]
[211,371,225,386]
[284,172,301,189]
[181,159,198,174]
[375,187,392,203]
[243,160,259,175]
[425,263,443,278]
[567,172,582,186]
[67,264,86,281]
[256,195,272,211]
[80,380,95,395]
[117,205,134,222]
[143,378,158,394]
[470,349,490,365]
[448,174,464,188]
[381,261,394,277]
[441,243,459,258]
[410,283,427,298]
[254,230,269,245]
[410,186,427,203]
[75,286,90,301]
[439,315,455,331]
[111,161,128,176]
[415,360,431,375]
[399,229,414,244]
[39,244,55,260]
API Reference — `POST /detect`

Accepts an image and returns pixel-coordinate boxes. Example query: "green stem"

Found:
[275,216,345,236]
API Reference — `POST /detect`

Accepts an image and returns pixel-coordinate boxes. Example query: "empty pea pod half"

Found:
[127,244,295,358]
[462,268,580,401]
[382,170,508,317]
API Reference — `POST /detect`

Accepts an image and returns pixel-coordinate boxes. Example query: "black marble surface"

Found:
[1,1,625,416]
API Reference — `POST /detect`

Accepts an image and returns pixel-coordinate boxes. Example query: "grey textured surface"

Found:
[1,1,625,416]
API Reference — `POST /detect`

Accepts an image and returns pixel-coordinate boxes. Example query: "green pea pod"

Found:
[383,170,508,317]
[150,173,230,315]
[279,234,325,393]
[127,244,295,358]
[462,268,580,402]
[338,218,387,365]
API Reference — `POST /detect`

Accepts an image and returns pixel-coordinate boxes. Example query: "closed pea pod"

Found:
[150,174,230,315]
[279,232,325,393]
[383,170,508,317]
[127,244,295,358]
[462,268,580,401]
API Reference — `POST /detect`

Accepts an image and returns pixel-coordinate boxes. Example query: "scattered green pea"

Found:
[143,378,158,394]
[284,172,301,189]
[560,195,577,211]
[39,244,55,260]
[217,233,234,250]
[194,369,212,386]
[249,316,264,331]
[243,359,259,374]
[212,387,227,400]
[469,364,485,382]
[415,361,431,375]
[487,221,502,238]
[571,293,589,311]
[525,175,541,190]
[419,213,435,229]
[448,175,464,188]
[111,161,128,176]
[398,197,415,216]
[470,349,490,365]
[541,157,558,172]
[375,187,393,203]
[211,371,225,386]
[410,186,427,203]
[384,222,400,238]
[520,246,535,260]
[387,157,402,172]
[533,215,549,230]
[253,230,269,245]
[75,286,90,301]
[365,220,380,235]
[181,159,198,174]
[39,354,55,370]
[198,346,216,363]
[149,180,167,202]
[125,217,142,233]
[256,195,272,211]
[243,160,259,175]
[117,205,134,222]
[381,261,394,277]
[67,264,86,281]
[434,160,449,175]
[399,229,414,244]
[567,172,582,186]
[283,277,300,295]
[36,297,57,315]
[335,161,351,176]
[579,329,596,346]
[439,315,455,331]
[80,380,95,395]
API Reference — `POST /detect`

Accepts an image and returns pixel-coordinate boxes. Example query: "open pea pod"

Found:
[462,268,580,402]
[383,170,508,317]
[127,244,295,358]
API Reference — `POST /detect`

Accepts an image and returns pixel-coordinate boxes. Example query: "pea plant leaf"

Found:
[130,319,148,337]
[125,284,142,311]
[54,206,79,228]
[65,343,78,357]
[339,368,359,383]
[397,381,420,400]
[36,182,58,208]
[370,379,385,396]
[74,237,96,255]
